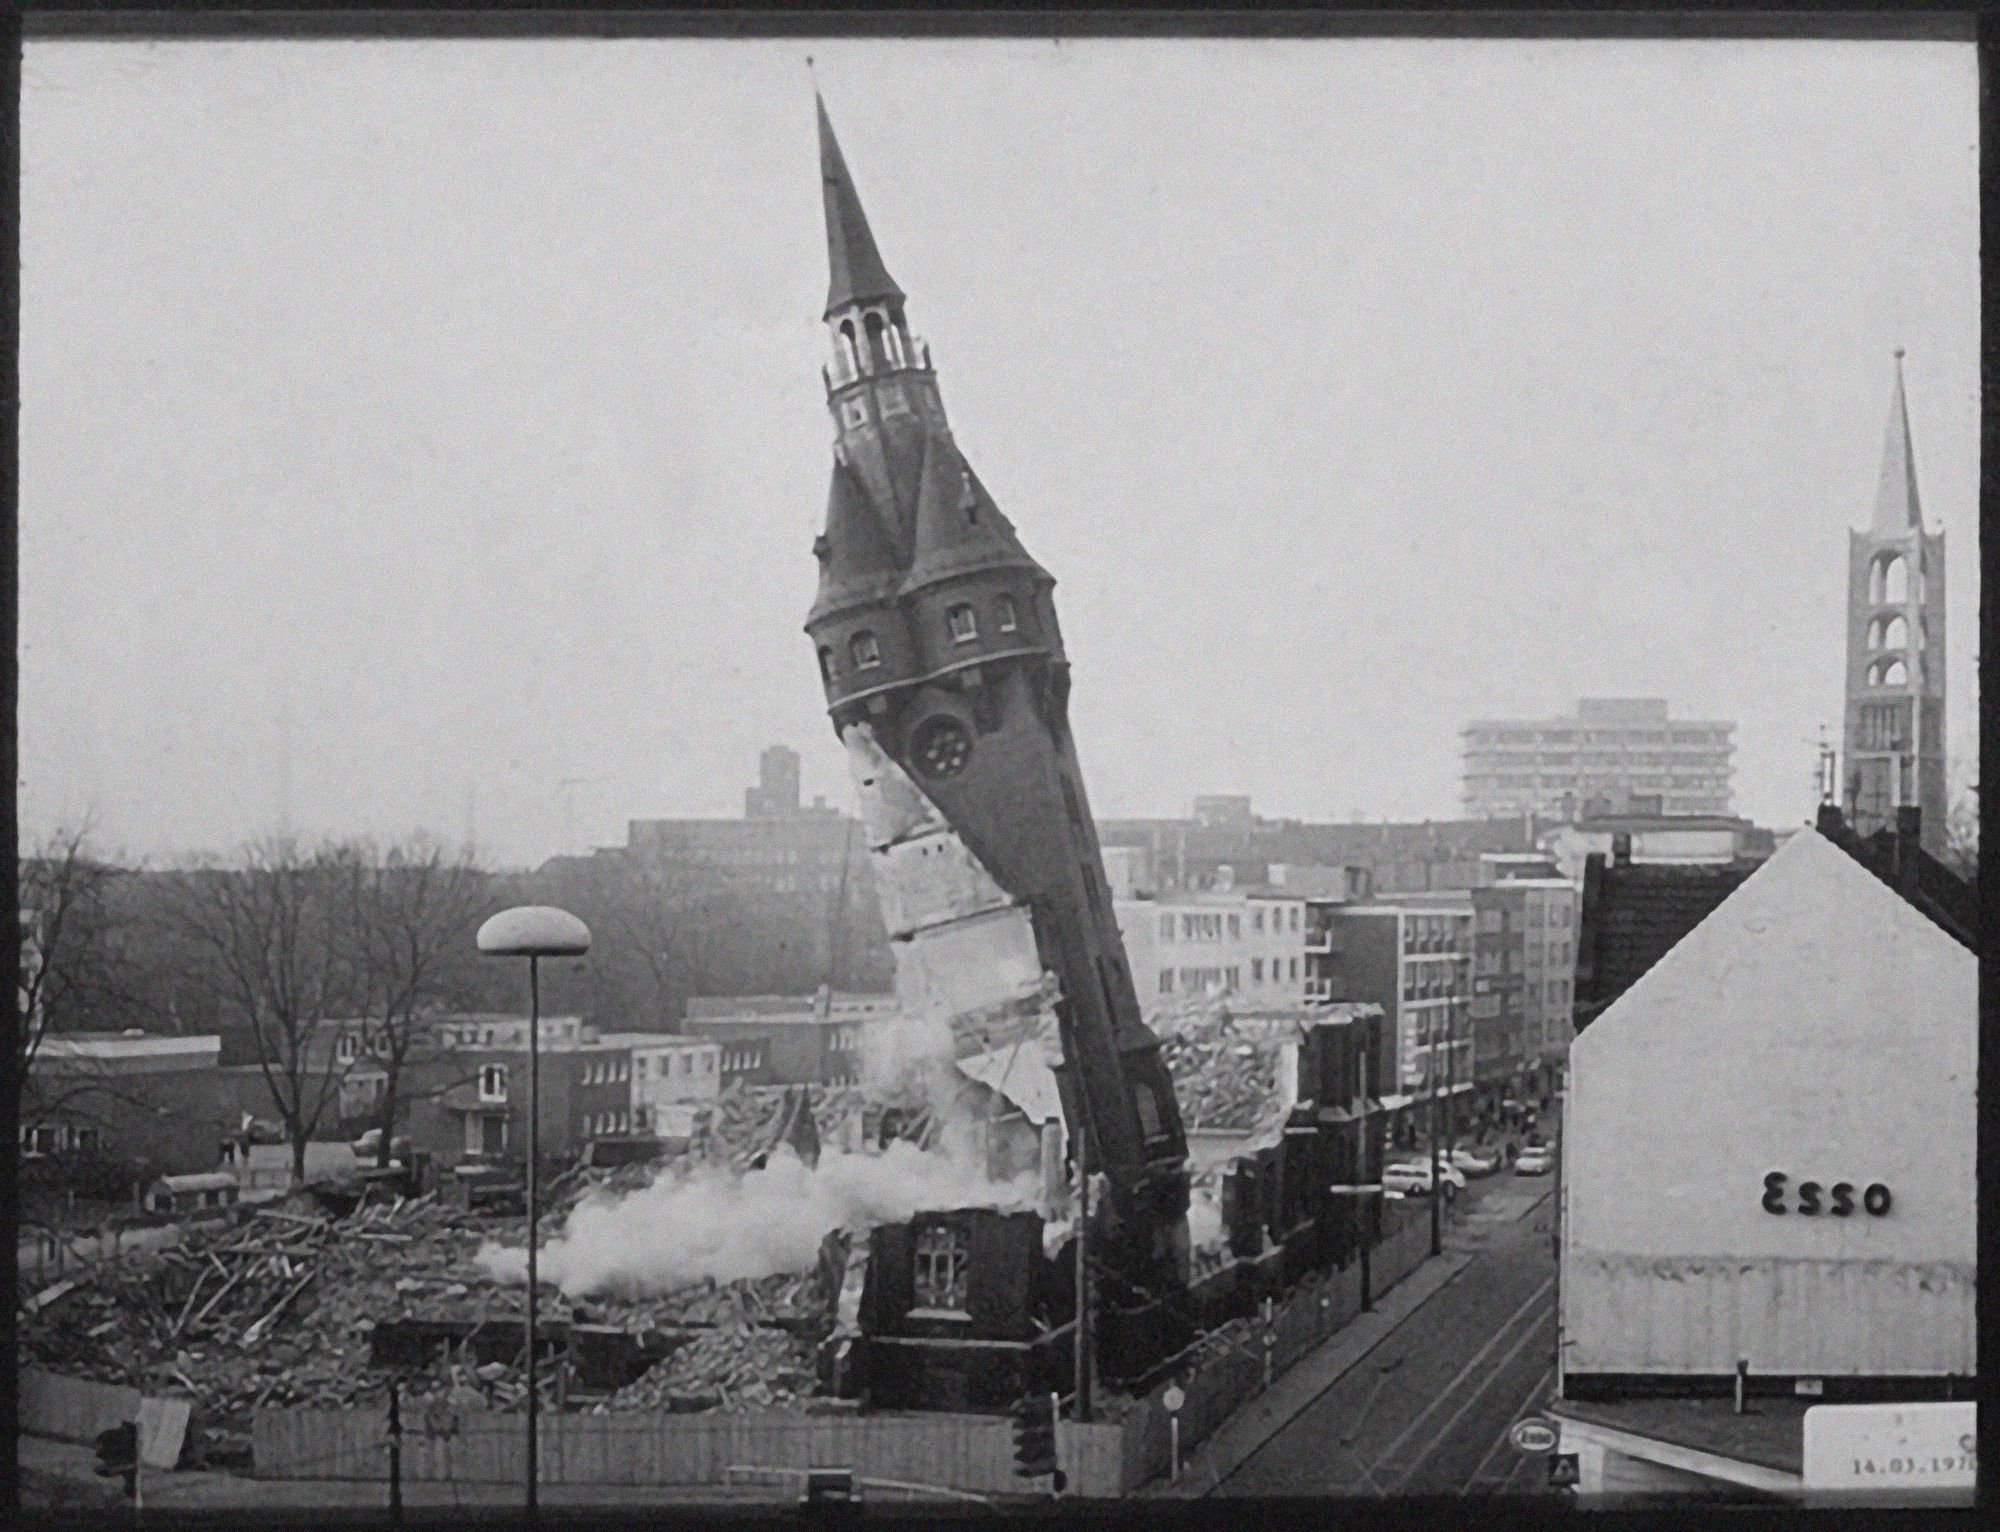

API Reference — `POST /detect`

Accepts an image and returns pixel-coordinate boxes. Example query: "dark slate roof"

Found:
[1574,807,1977,1036]
[1812,803,1975,950]
[807,460,903,625]
[817,95,904,321]
[1573,858,1759,1035]
[902,437,1041,593]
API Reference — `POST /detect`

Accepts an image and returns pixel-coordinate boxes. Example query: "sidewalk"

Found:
[1140,1183,1554,1498]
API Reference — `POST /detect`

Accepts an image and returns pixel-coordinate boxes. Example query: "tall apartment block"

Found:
[1460,699,1734,820]
[1842,352,1946,852]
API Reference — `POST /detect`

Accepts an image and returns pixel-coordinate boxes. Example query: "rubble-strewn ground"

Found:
[1158,1013,1289,1136]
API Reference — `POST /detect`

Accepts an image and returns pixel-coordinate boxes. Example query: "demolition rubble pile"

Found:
[1159,1017,1289,1136]
[16,1193,518,1455]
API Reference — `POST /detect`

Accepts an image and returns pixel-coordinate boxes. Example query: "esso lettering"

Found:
[1760,1173,1891,1217]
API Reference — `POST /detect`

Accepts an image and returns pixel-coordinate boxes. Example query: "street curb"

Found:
[1141,1185,1555,1498]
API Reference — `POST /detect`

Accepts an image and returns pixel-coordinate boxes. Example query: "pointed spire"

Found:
[818,94,905,322]
[808,460,904,625]
[1871,349,1923,534]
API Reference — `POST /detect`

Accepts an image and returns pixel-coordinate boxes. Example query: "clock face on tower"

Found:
[910,714,973,780]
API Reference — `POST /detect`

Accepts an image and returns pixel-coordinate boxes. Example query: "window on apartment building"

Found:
[1290,907,1300,931]
[72,1126,99,1154]
[1253,908,1264,933]
[1227,913,1240,940]
[1159,914,1174,943]
[1251,958,1263,983]
[947,604,978,643]
[1289,957,1299,981]
[1227,966,1240,989]
[1159,971,1173,994]
[479,1065,507,1101]
[336,1032,361,1064]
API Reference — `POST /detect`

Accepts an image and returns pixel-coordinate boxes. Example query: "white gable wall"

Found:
[1562,828,1974,1378]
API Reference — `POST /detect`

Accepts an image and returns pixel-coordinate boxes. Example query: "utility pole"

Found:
[387,1376,403,1526]
[1073,1122,1091,1422]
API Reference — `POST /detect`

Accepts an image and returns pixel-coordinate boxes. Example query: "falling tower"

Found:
[1841,351,1946,851]
[802,98,1193,1303]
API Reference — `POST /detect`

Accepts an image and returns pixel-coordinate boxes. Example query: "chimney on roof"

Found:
[1816,801,1845,838]
[1895,806,1921,891]
[1611,833,1632,868]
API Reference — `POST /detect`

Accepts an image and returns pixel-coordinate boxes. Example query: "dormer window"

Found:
[947,605,978,643]
[994,595,1018,633]
[818,646,835,682]
[851,631,882,669]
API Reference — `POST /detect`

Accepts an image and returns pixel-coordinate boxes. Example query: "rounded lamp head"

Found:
[477,906,591,958]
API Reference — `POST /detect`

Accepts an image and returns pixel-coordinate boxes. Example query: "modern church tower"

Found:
[1842,352,1946,851]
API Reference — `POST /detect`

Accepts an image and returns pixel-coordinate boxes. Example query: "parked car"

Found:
[351,1128,412,1161]
[1514,1144,1556,1175]
[1449,1145,1500,1177]
[1382,1158,1467,1198]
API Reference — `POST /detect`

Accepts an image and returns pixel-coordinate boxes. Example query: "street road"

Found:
[1214,1162,1560,1500]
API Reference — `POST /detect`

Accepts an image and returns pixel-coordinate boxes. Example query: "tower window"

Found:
[841,398,869,429]
[995,594,1018,632]
[1871,552,1908,605]
[947,604,978,643]
[1872,657,1908,688]
[851,631,882,669]
[913,1223,969,1313]
[818,646,835,682]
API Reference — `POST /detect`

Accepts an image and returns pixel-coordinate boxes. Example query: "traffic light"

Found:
[1012,1392,1058,1480]
[94,1420,138,1500]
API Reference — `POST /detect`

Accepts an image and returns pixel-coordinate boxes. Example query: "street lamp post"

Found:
[476,906,590,1522]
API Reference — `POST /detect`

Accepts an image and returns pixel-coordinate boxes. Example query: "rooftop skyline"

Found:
[20,37,1978,868]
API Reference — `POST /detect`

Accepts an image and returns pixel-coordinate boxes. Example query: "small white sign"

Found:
[1161,1385,1186,1415]
[1509,1417,1559,1455]
[1802,1401,1975,1493]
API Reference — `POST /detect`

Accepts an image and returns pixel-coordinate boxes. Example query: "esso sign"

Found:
[1510,1418,1559,1455]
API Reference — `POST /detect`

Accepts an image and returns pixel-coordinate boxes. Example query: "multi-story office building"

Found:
[1469,877,1576,1102]
[1460,698,1735,820]
[599,1033,722,1138]
[680,992,886,1087]
[1097,804,1538,899]
[1305,902,1474,1123]
[1115,887,1308,1008]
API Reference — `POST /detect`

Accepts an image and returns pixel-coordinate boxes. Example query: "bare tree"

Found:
[13,825,151,1139]
[331,835,491,1167]
[154,838,358,1185]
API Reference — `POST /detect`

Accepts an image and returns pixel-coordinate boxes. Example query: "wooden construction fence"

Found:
[20,1367,143,1445]
[253,1203,1441,1496]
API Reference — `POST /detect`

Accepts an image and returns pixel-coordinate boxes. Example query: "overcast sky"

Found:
[20,36,1978,869]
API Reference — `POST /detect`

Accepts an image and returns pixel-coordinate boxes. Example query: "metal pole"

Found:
[1429,1023,1442,1258]
[1073,1125,1091,1423]
[387,1376,403,1527]
[526,953,540,1521]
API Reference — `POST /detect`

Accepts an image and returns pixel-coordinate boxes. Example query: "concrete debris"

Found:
[1160,1016,1287,1135]
[18,1175,864,1447]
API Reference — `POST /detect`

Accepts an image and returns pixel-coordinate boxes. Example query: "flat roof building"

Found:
[1461,698,1735,820]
